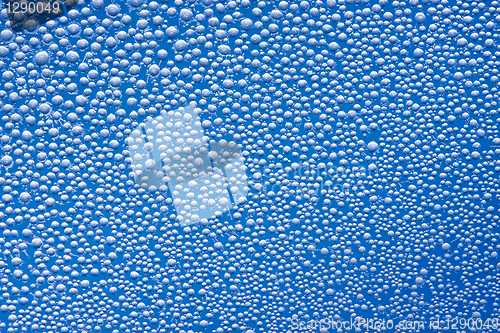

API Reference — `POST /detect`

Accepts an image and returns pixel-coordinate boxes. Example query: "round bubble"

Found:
[415,13,426,23]
[34,51,49,66]
[367,141,379,152]
[106,4,120,16]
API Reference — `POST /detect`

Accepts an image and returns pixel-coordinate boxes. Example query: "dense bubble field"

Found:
[0,0,500,332]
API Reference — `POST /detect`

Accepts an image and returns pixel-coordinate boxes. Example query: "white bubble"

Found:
[367,141,379,152]
[34,51,49,66]
[180,8,193,21]
[66,51,80,63]
[457,38,468,47]
[415,13,426,23]
[106,4,120,16]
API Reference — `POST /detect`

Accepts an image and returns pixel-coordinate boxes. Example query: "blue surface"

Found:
[0,0,500,332]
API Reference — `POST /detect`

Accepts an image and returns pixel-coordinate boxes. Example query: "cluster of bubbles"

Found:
[0,0,499,332]
[127,104,248,226]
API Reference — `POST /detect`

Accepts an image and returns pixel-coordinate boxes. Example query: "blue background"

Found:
[0,0,500,332]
